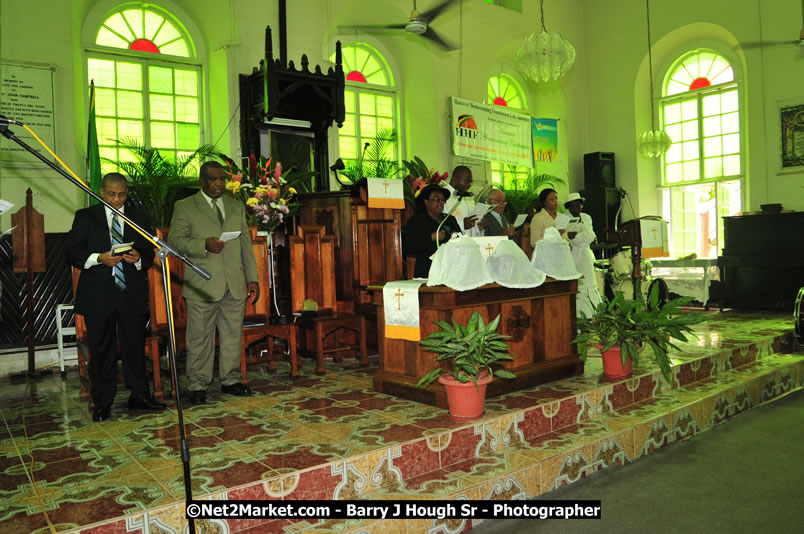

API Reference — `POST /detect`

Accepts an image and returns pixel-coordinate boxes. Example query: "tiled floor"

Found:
[0,310,801,533]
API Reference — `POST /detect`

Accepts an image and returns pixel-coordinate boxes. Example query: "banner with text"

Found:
[532,118,559,162]
[451,97,534,168]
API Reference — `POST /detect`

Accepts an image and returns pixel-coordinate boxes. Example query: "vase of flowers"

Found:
[220,154,300,235]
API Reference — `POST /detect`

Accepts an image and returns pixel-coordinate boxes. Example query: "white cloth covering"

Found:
[531,227,581,281]
[427,234,494,291]
[487,240,547,288]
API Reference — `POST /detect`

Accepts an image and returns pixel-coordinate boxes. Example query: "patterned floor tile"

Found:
[0,311,799,533]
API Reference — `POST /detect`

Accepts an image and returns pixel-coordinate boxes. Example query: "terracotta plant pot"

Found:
[597,344,633,380]
[438,372,493,421]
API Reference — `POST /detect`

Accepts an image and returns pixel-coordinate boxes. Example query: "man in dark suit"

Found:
[483,188,516,238]
[167,161,259,405]
[67,173,164,422]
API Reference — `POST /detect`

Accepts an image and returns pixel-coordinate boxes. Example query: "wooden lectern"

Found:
[369,280,583,408]
[11,189,46,377]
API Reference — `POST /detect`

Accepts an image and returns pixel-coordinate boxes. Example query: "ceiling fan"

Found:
[736,0,804,49]
[338,0,459,51]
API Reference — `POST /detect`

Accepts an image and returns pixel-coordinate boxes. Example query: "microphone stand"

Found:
[0,120,207,534]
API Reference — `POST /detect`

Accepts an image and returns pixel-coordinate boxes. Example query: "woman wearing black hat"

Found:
[405,183,462,278]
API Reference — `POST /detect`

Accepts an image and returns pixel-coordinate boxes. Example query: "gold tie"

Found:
[212,198,224,226]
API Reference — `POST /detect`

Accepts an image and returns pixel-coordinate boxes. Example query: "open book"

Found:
[111,242,134,256]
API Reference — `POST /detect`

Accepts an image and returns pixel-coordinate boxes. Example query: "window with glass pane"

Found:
[661,49,742,257]
[331,44,397,169]
[89,6,200,168]
[488,74,527,109]
[490,162,528,188]
[488,74,528,187]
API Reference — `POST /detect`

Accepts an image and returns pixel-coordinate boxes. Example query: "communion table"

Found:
[368,280,583,408]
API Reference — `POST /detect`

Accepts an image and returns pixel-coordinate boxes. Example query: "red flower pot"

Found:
[438,372,493,421]
[597,344,633,380]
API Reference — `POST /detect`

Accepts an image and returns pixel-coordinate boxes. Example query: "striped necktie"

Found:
[212,197,224,226]
[111,213,126,291]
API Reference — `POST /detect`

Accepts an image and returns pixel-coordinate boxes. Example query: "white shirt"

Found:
[443,183,484,237]
[84,205,142,271]
[201,190,225,220]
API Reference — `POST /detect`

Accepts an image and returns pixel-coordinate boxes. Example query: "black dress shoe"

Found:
[221,382,253,397]
[189,390,207,405]
[92,406,111,422]
[128,395,167,411]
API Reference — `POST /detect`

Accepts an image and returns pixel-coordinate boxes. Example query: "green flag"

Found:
[87,81,102,205]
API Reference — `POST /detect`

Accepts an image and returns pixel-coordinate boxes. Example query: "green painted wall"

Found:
[1,0,800,234]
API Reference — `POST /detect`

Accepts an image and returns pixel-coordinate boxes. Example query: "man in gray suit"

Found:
[168,161,259,404]
[483,188,516,239]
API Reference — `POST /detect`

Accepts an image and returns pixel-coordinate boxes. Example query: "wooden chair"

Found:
[147,229,298,388]
[71,268,162,405]
[290,226,368,375]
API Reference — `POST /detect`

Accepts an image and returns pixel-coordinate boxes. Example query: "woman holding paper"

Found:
[529,188,570,247]
[405,183,462,278]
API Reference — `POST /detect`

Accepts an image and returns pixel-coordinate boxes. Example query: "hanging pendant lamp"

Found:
[636,0,672,158]
[514,0,576,83]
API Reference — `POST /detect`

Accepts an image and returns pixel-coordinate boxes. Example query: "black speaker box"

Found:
[580,187,621,242]
[584,152,615,189]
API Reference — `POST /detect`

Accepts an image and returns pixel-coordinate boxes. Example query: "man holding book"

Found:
[67,173,164,422]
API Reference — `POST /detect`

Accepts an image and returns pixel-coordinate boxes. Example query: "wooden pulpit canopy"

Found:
[239,24,345,191]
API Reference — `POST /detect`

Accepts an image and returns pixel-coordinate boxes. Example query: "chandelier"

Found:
[514,0,576,83]
[636,0,672,158]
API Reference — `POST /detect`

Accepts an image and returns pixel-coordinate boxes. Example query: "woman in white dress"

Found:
[564,192,602,317]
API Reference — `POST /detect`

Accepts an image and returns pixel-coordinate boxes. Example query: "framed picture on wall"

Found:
[780,102,804,170]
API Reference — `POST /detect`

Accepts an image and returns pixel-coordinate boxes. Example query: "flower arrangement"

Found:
[403,156,449,200]
[222,155,299,234]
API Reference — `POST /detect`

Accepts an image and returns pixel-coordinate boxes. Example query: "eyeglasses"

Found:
[427,197,446,203]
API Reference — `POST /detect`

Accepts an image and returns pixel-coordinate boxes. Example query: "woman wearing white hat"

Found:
[564,192,602,317]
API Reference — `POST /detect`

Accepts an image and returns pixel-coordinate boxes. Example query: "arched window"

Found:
[660,49,742,258]
[331,44,398,167]
[487,74,528,187]
[87,5,202,166]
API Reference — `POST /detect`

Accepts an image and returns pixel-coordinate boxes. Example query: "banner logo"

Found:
[455,114,478,139]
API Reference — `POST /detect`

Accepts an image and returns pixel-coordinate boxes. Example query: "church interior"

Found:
[1,1,803,533]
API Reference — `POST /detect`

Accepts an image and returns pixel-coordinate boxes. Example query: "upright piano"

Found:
[718,212,804,310]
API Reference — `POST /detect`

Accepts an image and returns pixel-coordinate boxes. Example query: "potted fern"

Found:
[416,311,516,420]
[573,284,707,381]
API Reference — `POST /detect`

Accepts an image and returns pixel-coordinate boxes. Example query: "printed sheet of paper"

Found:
[0,199,14,215]
[513,214,528,227]
[471,202,493,218]
[553,212,571,230]
[220,231,241,242]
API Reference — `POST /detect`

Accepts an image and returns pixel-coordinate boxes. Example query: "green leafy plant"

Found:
[572,284,708,381]
[500,166,565,224]
[104,138,222,227]
[416,311,516,390]
[340,128,399,183]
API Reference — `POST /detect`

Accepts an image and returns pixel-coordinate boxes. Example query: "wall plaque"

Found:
[0,62,56,166]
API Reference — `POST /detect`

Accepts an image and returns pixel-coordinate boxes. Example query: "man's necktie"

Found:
[111,213,126,292]
[212,198,224,226]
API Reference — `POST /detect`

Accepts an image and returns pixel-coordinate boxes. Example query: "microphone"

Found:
[0,115,24,127]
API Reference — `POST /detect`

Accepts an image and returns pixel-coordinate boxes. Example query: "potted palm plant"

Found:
[573,284,707,381]
[416,311,516,420]
[500,166,565,224]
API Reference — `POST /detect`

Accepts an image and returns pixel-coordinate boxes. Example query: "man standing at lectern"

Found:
[168,161,259,405]
[67,173,163,422]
